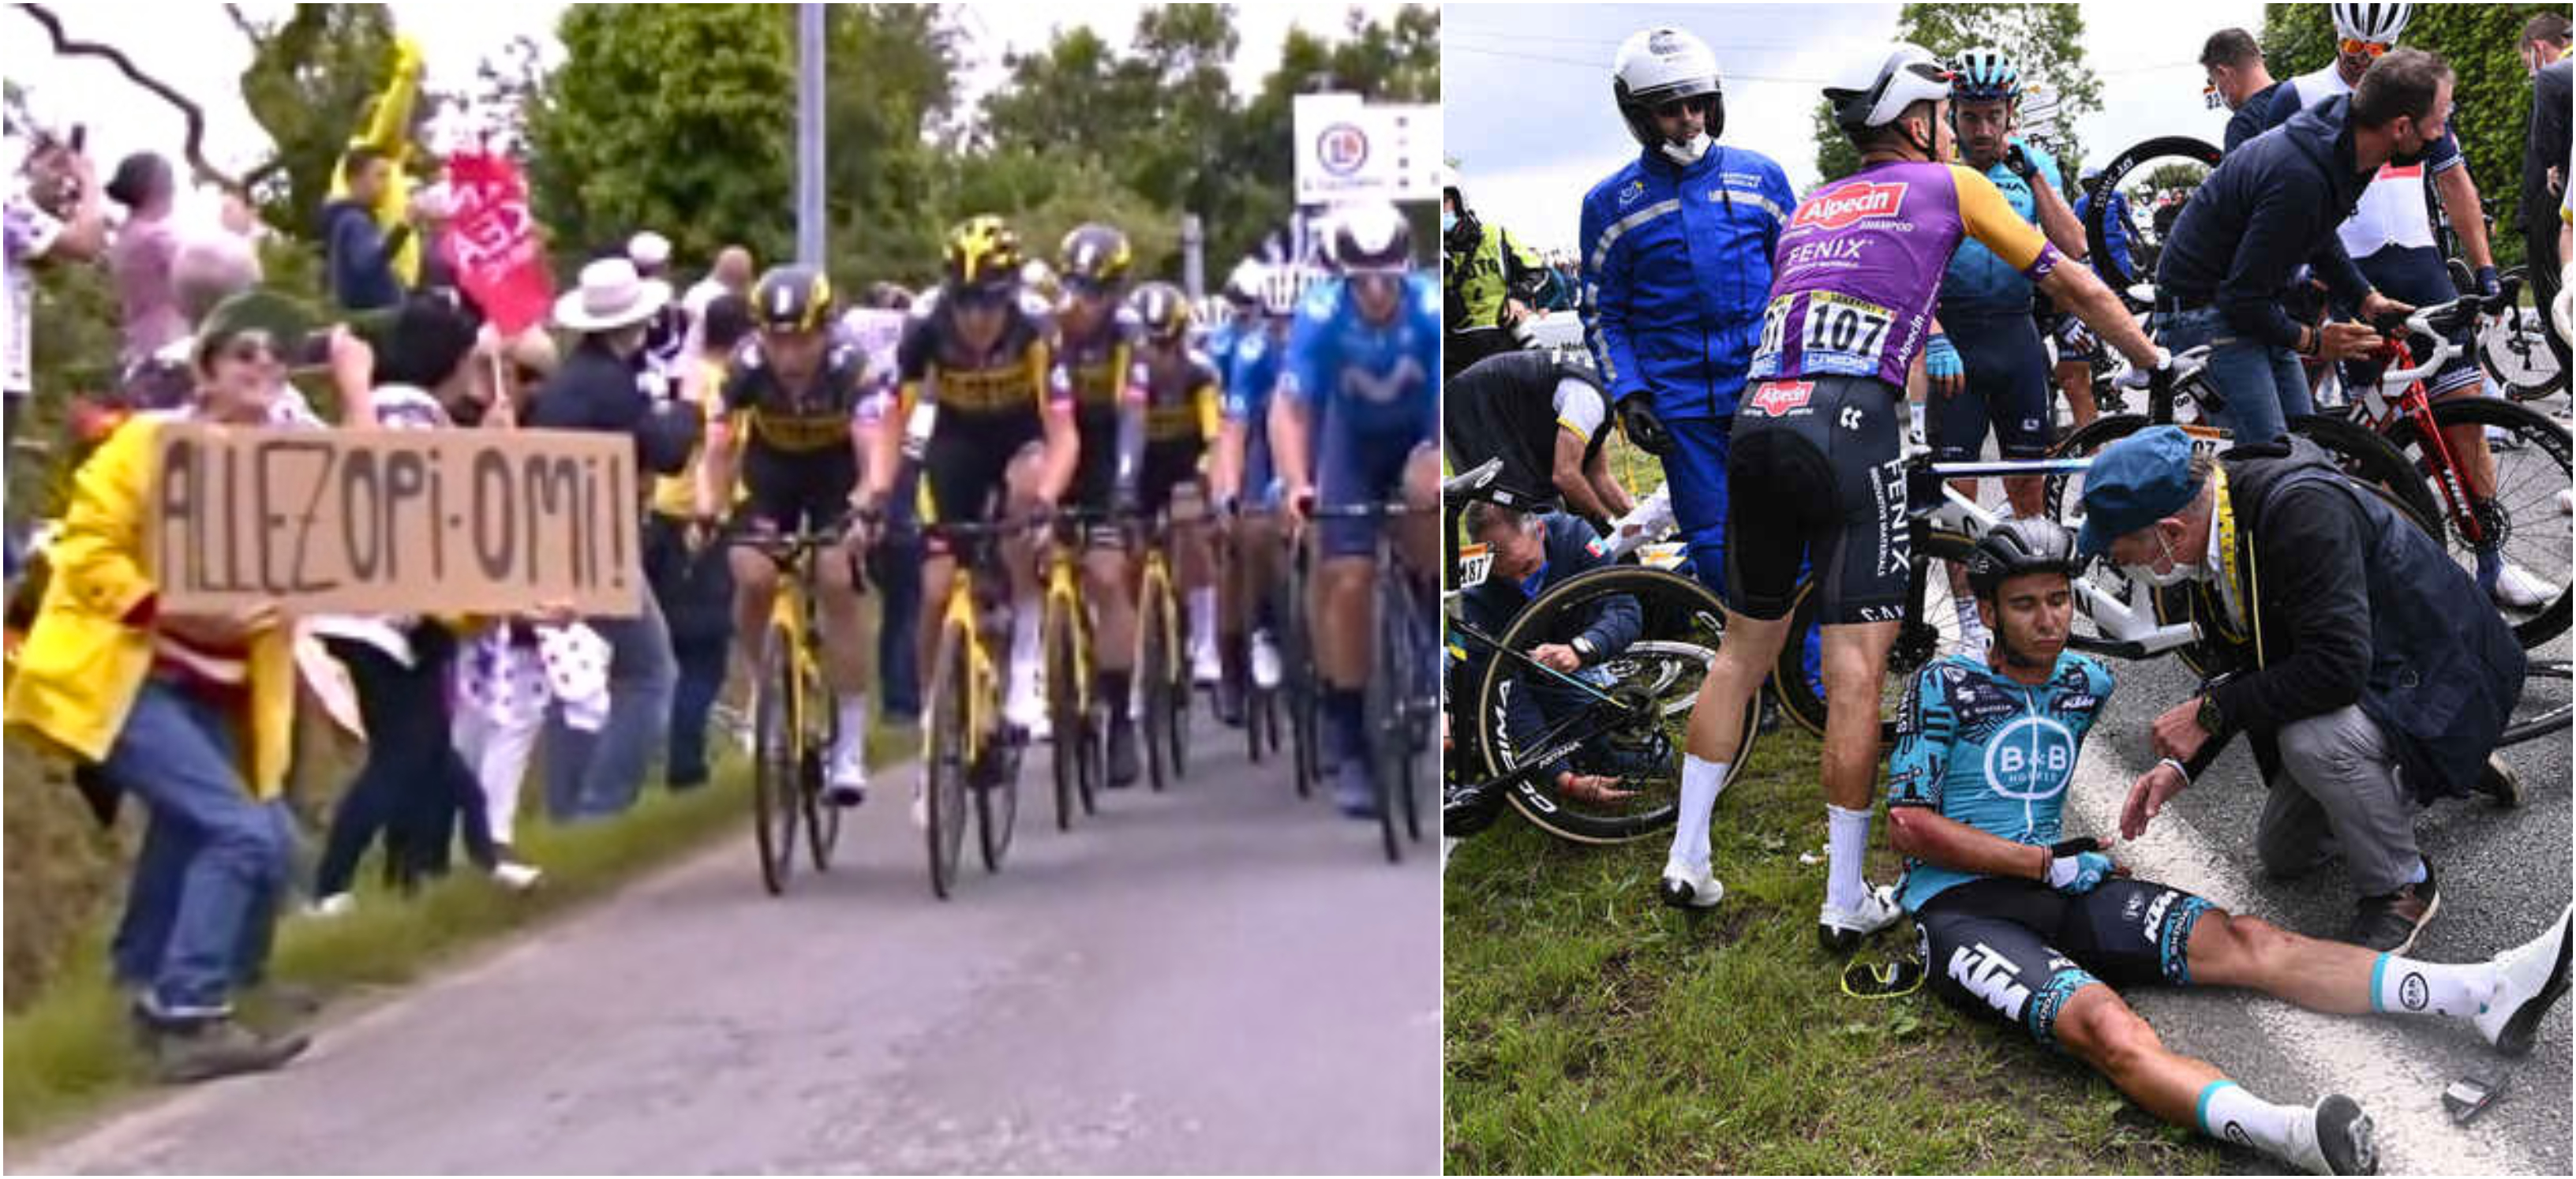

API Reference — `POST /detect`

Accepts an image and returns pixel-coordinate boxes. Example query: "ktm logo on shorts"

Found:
[1792,182,1908,231]
[1749,380,1814,416]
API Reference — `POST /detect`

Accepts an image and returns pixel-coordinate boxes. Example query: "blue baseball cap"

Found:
[2076,425,2201,557]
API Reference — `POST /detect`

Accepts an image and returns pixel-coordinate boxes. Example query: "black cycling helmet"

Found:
[943,215,1024,292]
[750,265,834,334]
[1128,281,1192,343]
[1966,516,2081,601]
[1058,223,1134,290]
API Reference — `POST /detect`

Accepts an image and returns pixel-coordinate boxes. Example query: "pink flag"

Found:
[440,149,553,336]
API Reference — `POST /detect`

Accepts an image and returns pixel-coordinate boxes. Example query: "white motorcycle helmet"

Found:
[2330,2,2412,45]
[1613,27,1725,167]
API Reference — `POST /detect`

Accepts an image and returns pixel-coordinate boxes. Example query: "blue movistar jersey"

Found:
[1886,649,2116,911]
[1207,320,1245,380]
[1938,139,2063,317]
[1281,272,1440,443]
[1223,327,1283,424]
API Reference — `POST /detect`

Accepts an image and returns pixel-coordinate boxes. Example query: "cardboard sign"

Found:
[146,424,641,617]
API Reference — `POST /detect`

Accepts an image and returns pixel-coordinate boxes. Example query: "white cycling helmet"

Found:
[1613,27,1725,163]
[1223,257,1266,307]
[2331,2,2412,44]
[1443,164,1465,211]
[1825,42,1953,139]
[1326,201,1412,275]
[1257,263,1316,319]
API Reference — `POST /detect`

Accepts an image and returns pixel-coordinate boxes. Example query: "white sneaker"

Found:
[822,739,868,807]
[490,862,544,892]
[2492,562,2557,611]
[1005,660,1046,732]
[1250,631,1282,690]
[2558,488,2573,517]
[1818,884,1903,953]
[2475,904,2573,1056]
[1658,859,1724,909]
[2282,1093,2376,1176]
[306,893,356,919]
[1193,642,1223,688]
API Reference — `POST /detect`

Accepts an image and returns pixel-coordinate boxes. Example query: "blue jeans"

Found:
[98,677,295,1017]
[872,462,924,721]
[644,515,733,786]
[543,586,679,823]
[2157,307,2311,444]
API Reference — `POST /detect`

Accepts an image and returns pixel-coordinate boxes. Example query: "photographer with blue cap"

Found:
[2078,425,2524,953]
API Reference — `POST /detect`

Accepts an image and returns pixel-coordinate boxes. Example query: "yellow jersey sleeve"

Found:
[1949,164,2053,275]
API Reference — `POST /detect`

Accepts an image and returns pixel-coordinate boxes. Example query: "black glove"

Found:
[1617,395,1674,458]
[2004,141,2037,182]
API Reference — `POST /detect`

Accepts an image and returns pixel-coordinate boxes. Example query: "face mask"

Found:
[1660,132,1711,167]
[2121,532,2205,588]
[1441,211,1458,234]
[2388,135,2429,168]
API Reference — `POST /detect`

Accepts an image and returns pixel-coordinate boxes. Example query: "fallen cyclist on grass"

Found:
[1882,516,2570,1176]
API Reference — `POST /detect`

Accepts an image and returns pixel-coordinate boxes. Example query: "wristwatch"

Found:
[1570,634,1598,664]
[2195,693,2223,735]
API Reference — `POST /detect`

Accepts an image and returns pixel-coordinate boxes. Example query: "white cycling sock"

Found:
[834,694,870,757]
[2196,1080,2299,1161]
[1011,596,1043,673]
[1189,586,1218,650]
[1825,804,1873,914]
[2371,953,2494,1020]
[1668,755,1727,871]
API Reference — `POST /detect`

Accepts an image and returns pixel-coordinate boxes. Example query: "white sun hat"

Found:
[552,257,673,333]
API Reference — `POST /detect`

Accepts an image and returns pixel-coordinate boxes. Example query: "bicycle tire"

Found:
[802,642,842,873]
[751,629,800,896]
[1771,528,1979,749]
[924,619,972,900]
[1472,564,1754,844]
[2374,396,2572,648]
[1045,590,1082,831]
[975,718,1019,875]
[2480,305,2567,402]
[1285,545,1319,799]
[2500,660,2572,748]
[2083,135,2222,298]
[1368,575,1408,863]
[1142,573,1174,794]
[1166,583,1192,785]
[1389,578,1425,844]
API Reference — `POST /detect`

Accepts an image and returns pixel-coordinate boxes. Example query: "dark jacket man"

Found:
[2155,95,2376,352]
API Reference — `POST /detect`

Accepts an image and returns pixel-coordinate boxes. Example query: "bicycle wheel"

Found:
[1387,578,1426,844]
[2481,305,2567,402]
[2376,396,2573,649]
[2502,658,2572,749]
[1284,553,1319,799]
[1045,590,1082,831]
[751,627,801,896]
[1166,582,1191,784]
[1365,575,1409,863]
[1772,528,1978,750]
[1076,612,1103,817]
[924,619,972,900]
[1473,565,1754,842]
[974,709,1020,874]
[801,644,843,872]
[1140,573,1175,794]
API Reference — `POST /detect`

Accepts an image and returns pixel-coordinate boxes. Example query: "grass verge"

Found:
[2,724,919,1142]
[1443,724,2230,1176]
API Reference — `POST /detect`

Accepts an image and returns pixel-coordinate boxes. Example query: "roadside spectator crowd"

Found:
[2,122,923,1084]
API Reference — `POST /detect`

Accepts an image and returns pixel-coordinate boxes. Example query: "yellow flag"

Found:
[329,35,427,286]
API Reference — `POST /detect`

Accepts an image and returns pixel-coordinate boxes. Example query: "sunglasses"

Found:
[1348,272,1406,299]
[2338,38,2394,58]
[1653,93,1718,120]
[1061,275,1114,300]
[217,331,281,365]
[953,284,1013,312]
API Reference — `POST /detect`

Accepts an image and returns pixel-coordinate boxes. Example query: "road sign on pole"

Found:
[1294,93,1440,204]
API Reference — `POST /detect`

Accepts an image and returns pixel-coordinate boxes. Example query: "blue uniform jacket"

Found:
[1577,145,1795,421]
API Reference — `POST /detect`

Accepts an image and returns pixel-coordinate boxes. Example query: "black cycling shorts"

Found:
[1913,875,2216,1052]
[1724,375,1909,625]
[1073,407,1123,516]
[1932,309,2054,463]
[1139,440,1204,522]
[921,411,1044,551]
[736,444,859,537]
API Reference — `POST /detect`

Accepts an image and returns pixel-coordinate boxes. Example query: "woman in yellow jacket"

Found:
[2,301,311,1082]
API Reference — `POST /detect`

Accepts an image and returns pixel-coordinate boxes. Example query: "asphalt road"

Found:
[18,713,1442,1176]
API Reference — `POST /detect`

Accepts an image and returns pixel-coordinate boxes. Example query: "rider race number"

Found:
[1799,292,1895,375]
[1457,544,1493,590]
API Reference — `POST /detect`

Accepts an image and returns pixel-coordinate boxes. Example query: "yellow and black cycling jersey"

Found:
[1054,304,1143,416]
[895,288,1064,419]
[720,339,874,454]
[1140,346,1223,447]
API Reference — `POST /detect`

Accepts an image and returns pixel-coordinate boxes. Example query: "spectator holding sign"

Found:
[525,258,696,822]
[2,294,322,1083]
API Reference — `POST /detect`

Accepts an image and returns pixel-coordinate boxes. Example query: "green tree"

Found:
[2260,2,2560,269]
[1812,3,2102,185]
[225,3,411,240]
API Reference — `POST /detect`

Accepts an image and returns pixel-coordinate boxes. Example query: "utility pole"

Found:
[796,3,826,267]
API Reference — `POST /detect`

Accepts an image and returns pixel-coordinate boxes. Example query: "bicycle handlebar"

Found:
[2371,277,2523,388]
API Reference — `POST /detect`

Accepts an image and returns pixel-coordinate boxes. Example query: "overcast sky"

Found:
[3,1,1414,228]
[1448,0,2270,255]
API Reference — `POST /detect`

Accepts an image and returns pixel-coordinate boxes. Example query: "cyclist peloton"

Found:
[1654,43,2167,951]
[1926,47,2088,656]
[855,216,1080,823]
[696,266,878,806]
[1274,201,1442,820]
[2260,7,2548,609]
[1889,515,2573,1177]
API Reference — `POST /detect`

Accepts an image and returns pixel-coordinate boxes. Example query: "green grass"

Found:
[2,724,918,1143]
[1442,725,2228,1176]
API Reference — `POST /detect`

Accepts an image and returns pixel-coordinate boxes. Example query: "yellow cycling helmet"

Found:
[1127,281,1193,343]
[1058,223,1133,293]
[944,215,1024,292]
[749,265,834,334]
